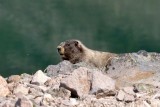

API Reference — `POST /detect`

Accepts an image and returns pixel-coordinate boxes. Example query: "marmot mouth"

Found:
[59,53,64,55]
[61,56,69,60]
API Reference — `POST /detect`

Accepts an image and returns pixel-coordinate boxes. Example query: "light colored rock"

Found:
[33,96,42,105]
[7,75,21,83]
[0,100,16,107]
[69,98,79,106]
[0,76,8,86]
[60,67,91,97]
[44,78,57,86]
[91,70,115,94]
[0,86,10,97]
[61,98,79,106]
[152,93,160,99]
[116,90,125,101]
[13,84,29,95]
[123,86,135,95]
[47,87,71,99]
[41,93,54,106]
[31,70,51,85]
[38,86,49,92]
[20,73,32,84]
[46,60,73,77]
[8,82,16,92]
[124,94,135,102]
[150,99,160,107]
[0,76,10,97]
[15,97,33,107]
[80,97,124,107]
[29,88,43,96]
[96,90,117,99]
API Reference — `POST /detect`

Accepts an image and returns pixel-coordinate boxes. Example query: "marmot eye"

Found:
[74,41,78,46]
[66,44,70,46]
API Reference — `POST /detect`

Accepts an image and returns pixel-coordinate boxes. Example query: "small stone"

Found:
[0,76,10,97]
[69,98,79,106]
[0,76,8,86]
[15,97,33,107]
[29,88,43,96]
[47,87,71,99]
[116,90,125,101]
[150,99,160,107]
[20,73,32,83]
[124,94,135,102]
[46,60,73,77]
[44,78,57,86]
[13,84,29,95]
[7,82,15,92]
[31,70,51,85]
[91,70,115,94]
[33,96,42,105]
[7,75,21,83]
[60,67,90,97]
[0,100,16,107]
[96,89,117,99]
[41,93,54,106]
[123,86,135,95]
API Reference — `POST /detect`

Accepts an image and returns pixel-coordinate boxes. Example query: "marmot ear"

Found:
[75,41,83,52]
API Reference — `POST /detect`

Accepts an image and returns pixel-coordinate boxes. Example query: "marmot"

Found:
[57,39,117,69]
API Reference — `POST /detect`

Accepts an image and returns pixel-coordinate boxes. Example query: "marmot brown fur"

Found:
[57,39,117,68]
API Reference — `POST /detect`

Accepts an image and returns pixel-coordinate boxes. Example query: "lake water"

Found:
[1,0,160,77]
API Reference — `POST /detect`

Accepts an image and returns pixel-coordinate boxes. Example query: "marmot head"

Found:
[57,39,84,64]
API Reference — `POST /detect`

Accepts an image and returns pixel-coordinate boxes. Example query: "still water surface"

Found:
[0,1,160,77]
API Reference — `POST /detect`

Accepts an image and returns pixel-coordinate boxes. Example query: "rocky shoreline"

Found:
[1,51,160,107]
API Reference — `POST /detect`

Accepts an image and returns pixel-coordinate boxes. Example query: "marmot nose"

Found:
[57,46,61,52]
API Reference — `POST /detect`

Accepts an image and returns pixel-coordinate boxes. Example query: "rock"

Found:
[13,84,29,95]
[90,70,115,94]
[0,51,160,106]
[117,89,135,102]
[44,76,62,88]
[60,67,91,97]
[0,85,10,97]
[61,98,79,106]
[46,60,73,77]
[29,88,43,97]
[152,93,160,99]
[20,73,32,83]
[69,98,79,106]
[124,94,135,102]
[33,96,42,105]
[7,75,21,83]
[96,89,117,99]
[0,76,10,97]
[123,86,135,95]
[133,83,156,93]
[8,82,15,92]
[0,100,16,107]
[150,99,160,107]
[41,93,54,106]
[116,90,125,101]
[0,76,8,86]
[107,52,160,88]
[47,87,71,99]
[80,97,124,107]
[15,97,33,107]
[44,78,57,86]
[31,70,51,85]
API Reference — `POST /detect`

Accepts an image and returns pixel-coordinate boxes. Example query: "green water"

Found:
[1,0,160,77]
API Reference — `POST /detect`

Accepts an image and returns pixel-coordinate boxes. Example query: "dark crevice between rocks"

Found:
[60,83,78,98]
